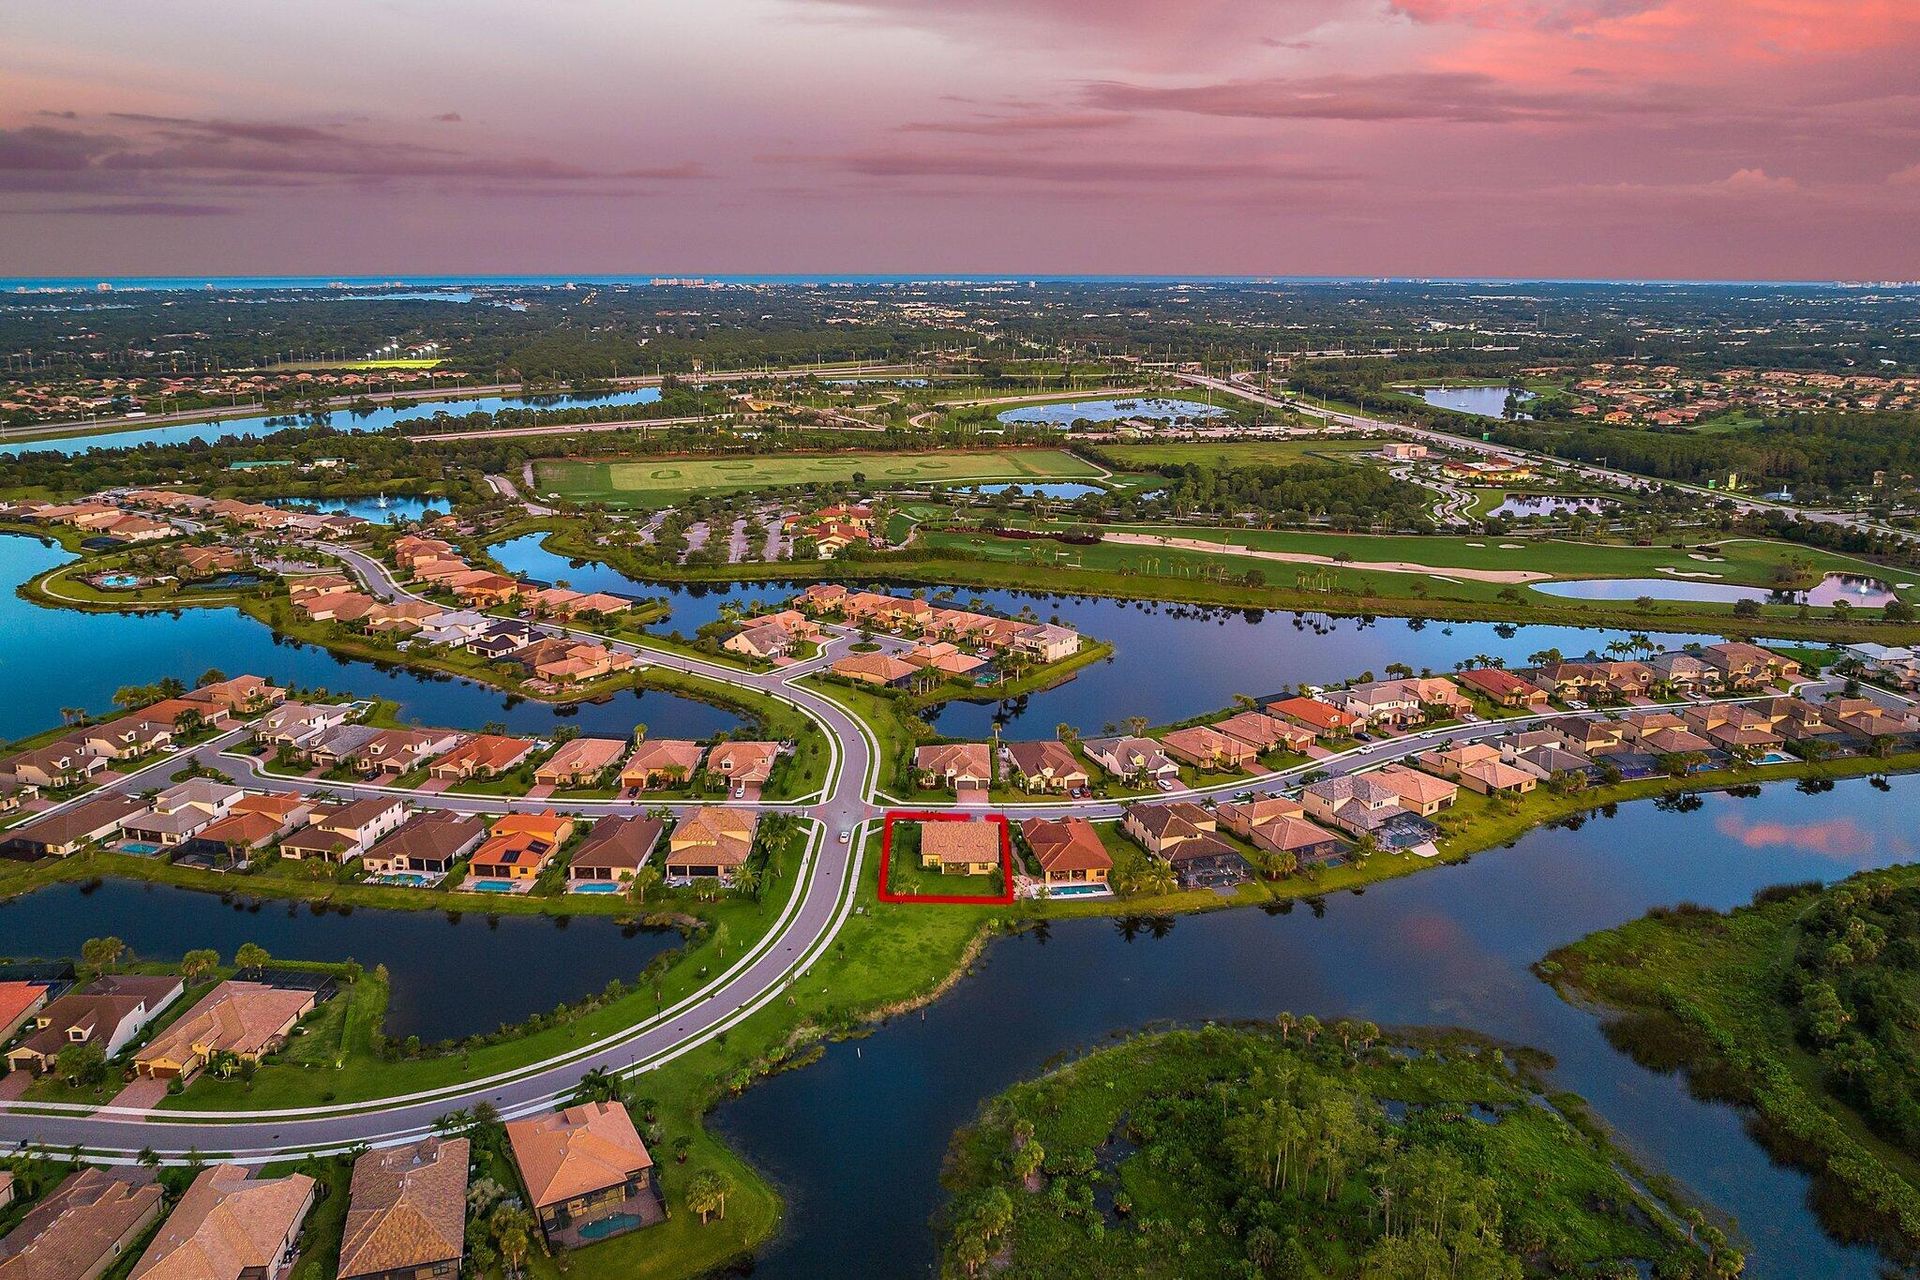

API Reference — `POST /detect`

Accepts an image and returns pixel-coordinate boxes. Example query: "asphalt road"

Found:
[0,536,1884,1162]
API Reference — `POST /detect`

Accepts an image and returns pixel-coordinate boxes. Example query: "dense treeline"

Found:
[939,1024,1711,1279]
[1791,879,1920,1151]
[1076,447,1434,529]
[1486,412,1920,498]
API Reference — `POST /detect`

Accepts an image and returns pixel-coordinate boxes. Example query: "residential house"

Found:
[135,980,319,1082]
[1010,623,1081,663]
[277,797,408,863]
[77,715,173,761]
[1020,817,1111,890]
[665,808,759,884]
[913,743,993,796]
[469,812,575,885]
[1000,740,1089,793]
[5,975,183,1075]
[901,641,986,679]
[467,621,540,661]
[535,737,629,789]
[192,794,312,864]
[362,812,486,880]
[568,817,665,890]
[723,622,800,662]
[0,981,50,1042]
[7,741,107,790]
[1214,711,1314,755]
[1121,802,1252,889]
[428,734,536,782]
[829,652,918,688]
[507,1102,658,1244]
[337,1137,471,1280]
[1159,725,1257,773]
[2,793,147,858]
[1650,650,1717,693]
[1455,666,1550,709]
[128,1165,315,1280]
[183,674,284,717]
[1701,642,1801,689]
[353,728,466,776]
[619,739,706,791]
[1684,703,1786,752]
[0,1168,165,1280]
[1301,775,1435,848]
[307,723,386,770]
[122,780,247,849]
[707,741,783,797]
[1081,736,1179,786]
[918,819,1003,876]
[1266,696,1360,738]
[1370,763,1461,813]
[1122,801,1217,857]
[1415,744,1537,795]
[252,700,355,751]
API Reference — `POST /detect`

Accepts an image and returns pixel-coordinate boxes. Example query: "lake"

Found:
[716,775,1920,1279]
[995,397,1226,427]
[487,533,1718,735]
[0,534,741,743]
[1416,385,1534,419]
[1535,572,1900,609]
[0,386,662,457]
[0,879,679,1042]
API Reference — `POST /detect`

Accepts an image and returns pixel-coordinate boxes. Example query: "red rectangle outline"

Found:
[876,810,1015,904]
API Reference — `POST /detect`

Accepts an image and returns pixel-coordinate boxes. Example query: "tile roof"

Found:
[337,1137,470,1279]
[507,1102,653,1211]
[129,1165,314,1280]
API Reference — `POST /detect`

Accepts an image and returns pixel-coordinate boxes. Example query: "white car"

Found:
[839,829,851,844]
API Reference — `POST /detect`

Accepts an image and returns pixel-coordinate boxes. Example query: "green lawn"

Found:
[535,449,1104,507]
[1094,438,1388,469]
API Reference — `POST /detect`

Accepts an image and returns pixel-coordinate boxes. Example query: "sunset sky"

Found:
[4,0,1917,279]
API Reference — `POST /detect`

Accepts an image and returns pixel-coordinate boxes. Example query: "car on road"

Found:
[733,784,745,799]
[839,829,851,844]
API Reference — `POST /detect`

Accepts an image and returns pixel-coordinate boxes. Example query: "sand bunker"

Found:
[1104,532,1552,584]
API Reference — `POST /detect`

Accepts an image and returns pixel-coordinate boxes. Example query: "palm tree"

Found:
[686,1168,733,1223]
[625,863,661,905]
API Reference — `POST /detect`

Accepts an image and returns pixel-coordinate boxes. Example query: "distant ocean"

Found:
[1,274,1891,293]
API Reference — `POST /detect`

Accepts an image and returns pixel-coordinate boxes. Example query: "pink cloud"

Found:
[1712,812,1906,863]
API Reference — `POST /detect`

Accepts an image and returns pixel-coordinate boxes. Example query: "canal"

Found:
[715,775,1917,1280]
[0,386,663,456]
[489,531,1717,735]
[0,533,741,742]
[0,879,680,1043]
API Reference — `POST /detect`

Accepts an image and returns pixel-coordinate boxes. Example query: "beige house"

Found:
[134,981,318,1082]
[129,1165,316,1280]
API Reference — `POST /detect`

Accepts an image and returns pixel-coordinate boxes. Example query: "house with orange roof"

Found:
[1020,817,1111,891]
[506,1102,660,1245]
[665,808,758,883]
[428,734,536,782]
[1266,696,1359,738]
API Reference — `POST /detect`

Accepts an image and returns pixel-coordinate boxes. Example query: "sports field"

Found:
[536,448,1105,506]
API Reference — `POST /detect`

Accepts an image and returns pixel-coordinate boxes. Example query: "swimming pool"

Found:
[574,1212,646,1240]
[96,573,143,589]
[571,882,621,894]
[120,842,163,856]
[470,879,516,893]
[1046,884,1110,898]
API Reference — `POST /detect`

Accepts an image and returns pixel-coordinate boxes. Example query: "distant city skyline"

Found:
[3,0,1916,279]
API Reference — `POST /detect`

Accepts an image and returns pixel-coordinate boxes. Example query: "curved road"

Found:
[0,535,1868,1163]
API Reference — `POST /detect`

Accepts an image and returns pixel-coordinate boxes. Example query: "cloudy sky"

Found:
[3,0,1916,278]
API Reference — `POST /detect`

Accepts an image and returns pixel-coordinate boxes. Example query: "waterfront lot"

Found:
[537,448,1105,506]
